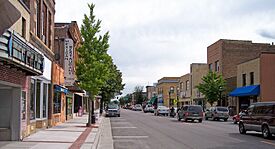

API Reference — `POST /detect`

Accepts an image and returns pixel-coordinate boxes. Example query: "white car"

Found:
[133,104,142,111]
[144,104,154,113]
[156,106,169,116]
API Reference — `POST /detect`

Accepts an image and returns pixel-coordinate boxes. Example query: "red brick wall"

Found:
[260,53,275,102]
[0,64,27,86]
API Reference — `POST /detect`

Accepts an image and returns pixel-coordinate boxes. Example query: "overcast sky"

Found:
[55,0,275,95]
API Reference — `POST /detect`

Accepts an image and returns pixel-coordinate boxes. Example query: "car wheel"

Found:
[198,119,202,123]
[262,125,271,139]
[178,117,181,121]
[233,118,237,124]
[205,117,208,120]
[224,118,228,122]
[239,122,246,134]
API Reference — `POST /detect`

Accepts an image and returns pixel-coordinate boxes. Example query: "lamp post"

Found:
[219,86,223,106]
[176,87,180,109]
[169,87,174,107]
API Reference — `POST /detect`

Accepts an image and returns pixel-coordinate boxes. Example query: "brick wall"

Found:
[0,64,27,86]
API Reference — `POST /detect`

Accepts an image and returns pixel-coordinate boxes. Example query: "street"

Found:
[110,109,275,149]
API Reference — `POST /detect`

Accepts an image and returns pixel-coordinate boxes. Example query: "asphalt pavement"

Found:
[110,109,275,149]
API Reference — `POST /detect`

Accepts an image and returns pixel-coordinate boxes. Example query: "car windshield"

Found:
[188,106,202,112]
[135,104,141,107]
[217,107,228,112]
[108,104,118,109]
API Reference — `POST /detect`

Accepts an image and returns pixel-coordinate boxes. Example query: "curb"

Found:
[92,116,105,149]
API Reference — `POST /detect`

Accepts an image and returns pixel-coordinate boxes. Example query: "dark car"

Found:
[177,105,203,123]
[239,102,275,139]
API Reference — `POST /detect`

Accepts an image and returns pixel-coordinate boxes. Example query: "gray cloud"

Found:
[258,30,275,39]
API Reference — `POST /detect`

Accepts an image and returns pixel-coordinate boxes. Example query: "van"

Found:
[239,102,275,139]
[177,105,203,123]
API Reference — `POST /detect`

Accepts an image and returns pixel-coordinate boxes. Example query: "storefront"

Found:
[229,85,260,113]
[52,85,68,126]
[66,93,73,120]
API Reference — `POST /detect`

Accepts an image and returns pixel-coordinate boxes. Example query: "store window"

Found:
[53,92,61,113]
[43,83,47,118]
[36,80,41,118]
[30,79,35,120]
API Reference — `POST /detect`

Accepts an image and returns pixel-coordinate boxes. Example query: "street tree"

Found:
[134,86,145,104]
[196,71,226,106]
[76,3,112,126]
[99,63,125,114]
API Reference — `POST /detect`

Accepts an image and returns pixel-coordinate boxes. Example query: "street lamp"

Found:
[169,87,174,107]
[176,87,180,109]
[219,86,223,106]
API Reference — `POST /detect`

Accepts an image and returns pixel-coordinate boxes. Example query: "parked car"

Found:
[177,105,203,122]
[205,106,229,121]
[233,111,246,124]
[169,107,177,117]
[133,104,142,111]
[156,106,169,116]
[105,103,120,117]
[239,102,275,139]
[144,104,154,113]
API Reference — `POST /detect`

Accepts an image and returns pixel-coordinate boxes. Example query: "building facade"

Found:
[190,63,209,110]
[156,77,179,107]
[178,74,191,106]
[0,0,51,140]
[146,85,157,100]
[54,21,82,121]
[207,39,275,107]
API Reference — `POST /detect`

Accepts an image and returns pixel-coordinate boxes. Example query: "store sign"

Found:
[64,39,74,86]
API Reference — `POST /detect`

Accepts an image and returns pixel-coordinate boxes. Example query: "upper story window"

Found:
[22,17,26,38]
[186,80,190,90]
[48,12,52,48]
[41,2,47,43]
[242,74,246,86]
[209,63,213,71]
[215,60,219,72]
[250,72,254,85]
[35,0,40,36]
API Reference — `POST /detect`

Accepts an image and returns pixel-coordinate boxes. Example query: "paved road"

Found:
[110,109,275,149]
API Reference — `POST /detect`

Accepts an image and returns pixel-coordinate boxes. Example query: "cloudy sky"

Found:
[56,0,275,95]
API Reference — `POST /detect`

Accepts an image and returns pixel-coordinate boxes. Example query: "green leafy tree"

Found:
[76,3,112,126]
[134,86,145,104]
[196,71,226,106]
[99,63,125,113]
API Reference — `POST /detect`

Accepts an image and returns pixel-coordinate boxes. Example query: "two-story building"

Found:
[156,77,179,107]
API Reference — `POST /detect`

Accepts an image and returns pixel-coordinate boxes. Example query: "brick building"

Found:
[146,84,157,100]
[178,74,191,106]
[0,0,51,140]
[207,39,275,107]
[156,77,179,107]
[190,63,209,110]
[54,21,83,121]
[230,52,275,114]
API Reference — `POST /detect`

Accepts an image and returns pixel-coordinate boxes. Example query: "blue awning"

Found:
[54,85,68,94]
[229,85,260,97]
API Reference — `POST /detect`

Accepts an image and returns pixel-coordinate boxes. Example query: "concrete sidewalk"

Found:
[0,111,110,149]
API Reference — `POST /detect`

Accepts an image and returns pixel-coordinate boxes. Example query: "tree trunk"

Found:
[91,98,95,124]
[87,97,91,127]
[100,96,104,115]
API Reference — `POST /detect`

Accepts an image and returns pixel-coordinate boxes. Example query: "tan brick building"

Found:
[156,77,179,107]
[230,52,275,114]
[178,74,191,106]
[190,63,209,110]
[207,39,275,107]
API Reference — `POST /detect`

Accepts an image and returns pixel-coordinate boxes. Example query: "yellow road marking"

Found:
[261,141,275,146]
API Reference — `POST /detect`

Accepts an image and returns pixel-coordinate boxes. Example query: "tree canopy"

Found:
[196,71,226,106]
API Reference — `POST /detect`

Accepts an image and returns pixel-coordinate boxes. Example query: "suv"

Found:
[239,102,275,139]
[106,103,120,117]
[177,105,203,122]
[205,106,229,121]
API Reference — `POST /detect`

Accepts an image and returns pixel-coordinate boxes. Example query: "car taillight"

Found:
[200,112,203,116]
[185,112,189,116]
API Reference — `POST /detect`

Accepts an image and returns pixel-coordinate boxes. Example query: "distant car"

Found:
[156,106,169,116]
[233,111,246,124]
[133,104,142,111]
[144,104,154,113]
[205,106,229,121]
[106,103,120,117]
[177,105,203,122]
[239,102,275,139]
